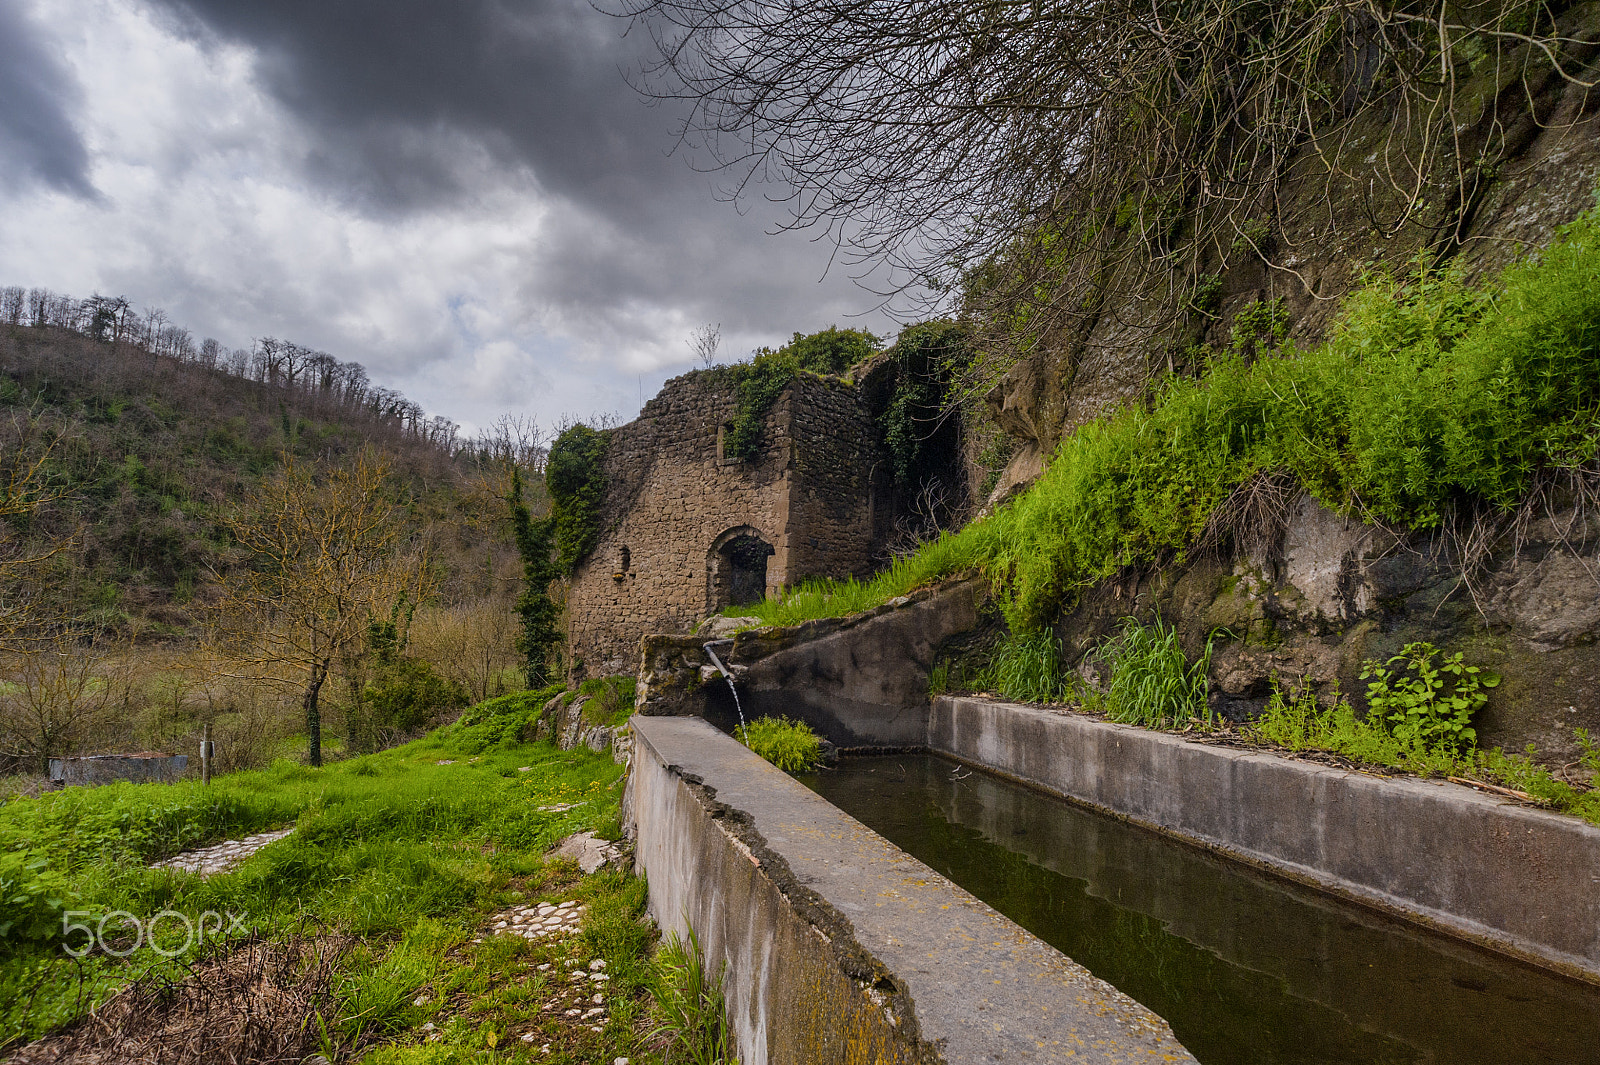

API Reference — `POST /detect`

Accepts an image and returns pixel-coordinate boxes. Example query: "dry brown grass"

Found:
[5,935,350,1065]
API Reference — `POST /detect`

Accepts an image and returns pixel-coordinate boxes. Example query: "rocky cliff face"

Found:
[1058,496,1599,764]
[982,49,1600,502]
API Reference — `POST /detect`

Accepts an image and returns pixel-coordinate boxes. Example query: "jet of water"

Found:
[703,640,749,743]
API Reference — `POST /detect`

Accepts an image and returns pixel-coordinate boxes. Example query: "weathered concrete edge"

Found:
[626,714,1196,1064]
[624,716,942,1065]
[931,695,1600,985]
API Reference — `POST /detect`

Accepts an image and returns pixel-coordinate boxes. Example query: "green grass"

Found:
[735,202,1600,634]
[0,692,657,1061]
[738,717,822,773]
[974,630,1072,704]
[1098,617,1215,730]
[1248,680,1600,826]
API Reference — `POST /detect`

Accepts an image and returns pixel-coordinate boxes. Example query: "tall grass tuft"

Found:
[650,925,738,1065]
[738,717,822,773]
[1100,617,1215,729]
[977,630,1070,703]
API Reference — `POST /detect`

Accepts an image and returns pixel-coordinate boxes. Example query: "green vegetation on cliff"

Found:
[741,203,1600,632]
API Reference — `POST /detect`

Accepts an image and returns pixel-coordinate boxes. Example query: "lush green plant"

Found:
[738,717,822,773]
[1099,617,1215,729]
[650,925,738,1065]
[737,202,1600,634]
[976,630,1070,704]
[361,658,469,733]
[579,675,638,726]
[719,327,878,461]
[1360,642,1498,752]
[1246,675,1600,826]
[878,321,971,490]
[546,423,609,573]
[507,465,563,685]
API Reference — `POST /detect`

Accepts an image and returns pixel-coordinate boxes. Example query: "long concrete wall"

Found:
[930,695,1600,982]
[626,714,1195,1064]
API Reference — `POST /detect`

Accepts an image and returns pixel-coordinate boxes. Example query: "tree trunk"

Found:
[304,659,329,767]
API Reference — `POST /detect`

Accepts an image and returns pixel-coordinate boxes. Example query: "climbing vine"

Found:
[506,466,562,686]
[545,424,609,573]
[877,321,971,490]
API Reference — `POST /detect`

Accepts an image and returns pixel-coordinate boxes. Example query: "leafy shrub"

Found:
[0,849,68,944]
[976,630,1069,703]
[878,321,970,490]
[362,658,469,733]
[579,675,637,726]
[718,327,879,460]
[1099,617,1214,729]
[1360,642,1498,752]
[739,717,822,773]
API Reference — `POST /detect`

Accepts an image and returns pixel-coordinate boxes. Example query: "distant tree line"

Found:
[0,285,464,453]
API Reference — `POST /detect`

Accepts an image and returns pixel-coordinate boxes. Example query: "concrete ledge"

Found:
[626,714,1195,1064]
[931,695,1600,982]
[637,578,986,746]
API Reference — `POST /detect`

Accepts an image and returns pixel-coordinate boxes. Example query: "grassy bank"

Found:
[0,698,670,1062]
[737,203,1600,633]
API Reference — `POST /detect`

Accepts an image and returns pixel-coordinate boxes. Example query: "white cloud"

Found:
[0,0,903,436]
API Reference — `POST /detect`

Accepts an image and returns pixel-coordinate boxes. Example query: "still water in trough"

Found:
[800,753,1600,1065]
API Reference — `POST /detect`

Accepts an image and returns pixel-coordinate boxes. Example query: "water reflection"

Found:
[801,754,1600,1065]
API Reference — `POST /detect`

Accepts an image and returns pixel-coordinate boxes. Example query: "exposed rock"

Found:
[696,615,762,638]
[550,831,628,875]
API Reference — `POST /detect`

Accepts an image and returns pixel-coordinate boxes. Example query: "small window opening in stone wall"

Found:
[716,421,735,464]
[614,545,632,582]
[621,546,631,572]
[707,528,775,612]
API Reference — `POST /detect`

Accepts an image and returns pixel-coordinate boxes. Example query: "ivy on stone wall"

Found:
[718,327,879,460]
[546,424,609,573]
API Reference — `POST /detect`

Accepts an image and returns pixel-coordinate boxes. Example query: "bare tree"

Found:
[615,0,1600,376]
[210,449,438,766]
[0,638,118,774]
[689,322,722,368]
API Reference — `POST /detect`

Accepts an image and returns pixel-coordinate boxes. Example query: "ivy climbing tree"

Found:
[505,466,562,687]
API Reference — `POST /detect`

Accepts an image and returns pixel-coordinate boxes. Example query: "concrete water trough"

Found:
[48,752,188,787]
[626,714,1194,1064]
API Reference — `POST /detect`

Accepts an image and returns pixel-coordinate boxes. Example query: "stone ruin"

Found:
[566,369,892,677]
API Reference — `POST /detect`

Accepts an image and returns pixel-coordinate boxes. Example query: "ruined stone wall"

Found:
[566,370,881,677]
[776,375,880,582]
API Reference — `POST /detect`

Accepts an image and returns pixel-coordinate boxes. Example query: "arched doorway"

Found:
[706,526,775,613]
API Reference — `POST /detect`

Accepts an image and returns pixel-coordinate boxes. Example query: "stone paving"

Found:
[152,827,295,876]
[473,898,588,946]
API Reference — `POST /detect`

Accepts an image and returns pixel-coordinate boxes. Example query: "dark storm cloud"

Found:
[148,0,701,222]
[0,3,95,197]
[143,0,890,359]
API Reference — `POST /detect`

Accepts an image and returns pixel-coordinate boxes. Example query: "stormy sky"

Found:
[0,0,907,433]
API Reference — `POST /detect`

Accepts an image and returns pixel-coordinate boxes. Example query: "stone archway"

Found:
[706,526,775,614]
